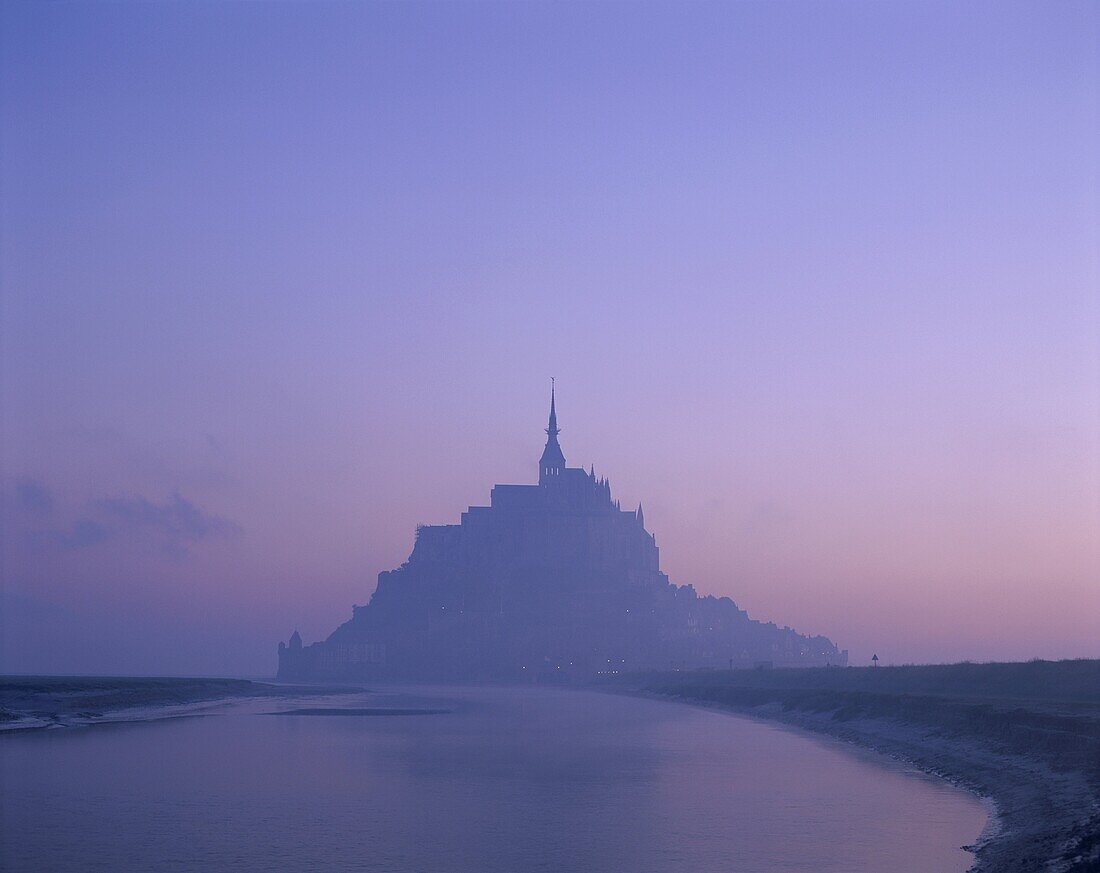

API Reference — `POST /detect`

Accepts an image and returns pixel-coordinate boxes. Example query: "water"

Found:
[1,685,987,872]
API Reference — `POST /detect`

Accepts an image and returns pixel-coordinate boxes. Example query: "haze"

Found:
[2,1,1097,676]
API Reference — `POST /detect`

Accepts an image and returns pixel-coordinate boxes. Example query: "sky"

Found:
[1,0,1097,676]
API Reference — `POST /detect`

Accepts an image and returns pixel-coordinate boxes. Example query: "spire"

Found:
[636,503,645,527]
[547,378,560,439]
[539,379,566,484]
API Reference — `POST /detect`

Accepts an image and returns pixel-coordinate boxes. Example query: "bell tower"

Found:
[539,380,566,484]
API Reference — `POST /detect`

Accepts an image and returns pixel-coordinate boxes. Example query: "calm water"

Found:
[1,686,986,872]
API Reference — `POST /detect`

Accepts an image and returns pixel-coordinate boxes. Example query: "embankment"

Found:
[621,660,1100,873]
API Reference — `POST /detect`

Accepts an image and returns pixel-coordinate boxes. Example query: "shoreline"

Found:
[617,670,1099,873]
[624,688,1003,864]
[6,671,1097,870]
[0,676,361,732]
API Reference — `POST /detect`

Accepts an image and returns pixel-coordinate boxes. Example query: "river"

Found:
[0,685,987,872]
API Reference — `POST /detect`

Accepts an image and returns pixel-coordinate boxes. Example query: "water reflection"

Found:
[1,686,986,872]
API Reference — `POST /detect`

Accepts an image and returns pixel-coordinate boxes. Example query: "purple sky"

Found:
[2,1,1097,676]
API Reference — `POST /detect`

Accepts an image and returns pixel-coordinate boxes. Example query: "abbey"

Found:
[279,389,847,680]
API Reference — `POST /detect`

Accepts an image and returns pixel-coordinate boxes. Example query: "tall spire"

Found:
[546,377,560,439]
[539,379,566,484]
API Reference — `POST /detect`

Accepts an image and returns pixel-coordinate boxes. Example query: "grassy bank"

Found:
[617,660,1100,873]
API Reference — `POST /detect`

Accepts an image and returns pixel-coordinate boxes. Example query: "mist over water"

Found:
[1,686,986,872]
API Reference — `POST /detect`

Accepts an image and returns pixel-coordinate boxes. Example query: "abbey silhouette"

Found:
[279,387,847,680]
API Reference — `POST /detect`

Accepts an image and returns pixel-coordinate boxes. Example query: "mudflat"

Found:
[0,676,358,730]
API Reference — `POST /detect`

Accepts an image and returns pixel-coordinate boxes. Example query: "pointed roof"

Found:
[636,503,645,527]
[547,379,560,438]
[540,380,566,472]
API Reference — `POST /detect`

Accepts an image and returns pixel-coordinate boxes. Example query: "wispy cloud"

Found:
[14,478,54,514]
[27,518,110,551]
[8,480,241,559]
[97,491,241,554]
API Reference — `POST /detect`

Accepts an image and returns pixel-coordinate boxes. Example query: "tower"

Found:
[539,380,566,484]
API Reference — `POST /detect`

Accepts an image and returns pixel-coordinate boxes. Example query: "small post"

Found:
[871,653,879,667]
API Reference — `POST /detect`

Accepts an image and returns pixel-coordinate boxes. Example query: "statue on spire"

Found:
[546,377,560,438]
[539,379,566,484]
